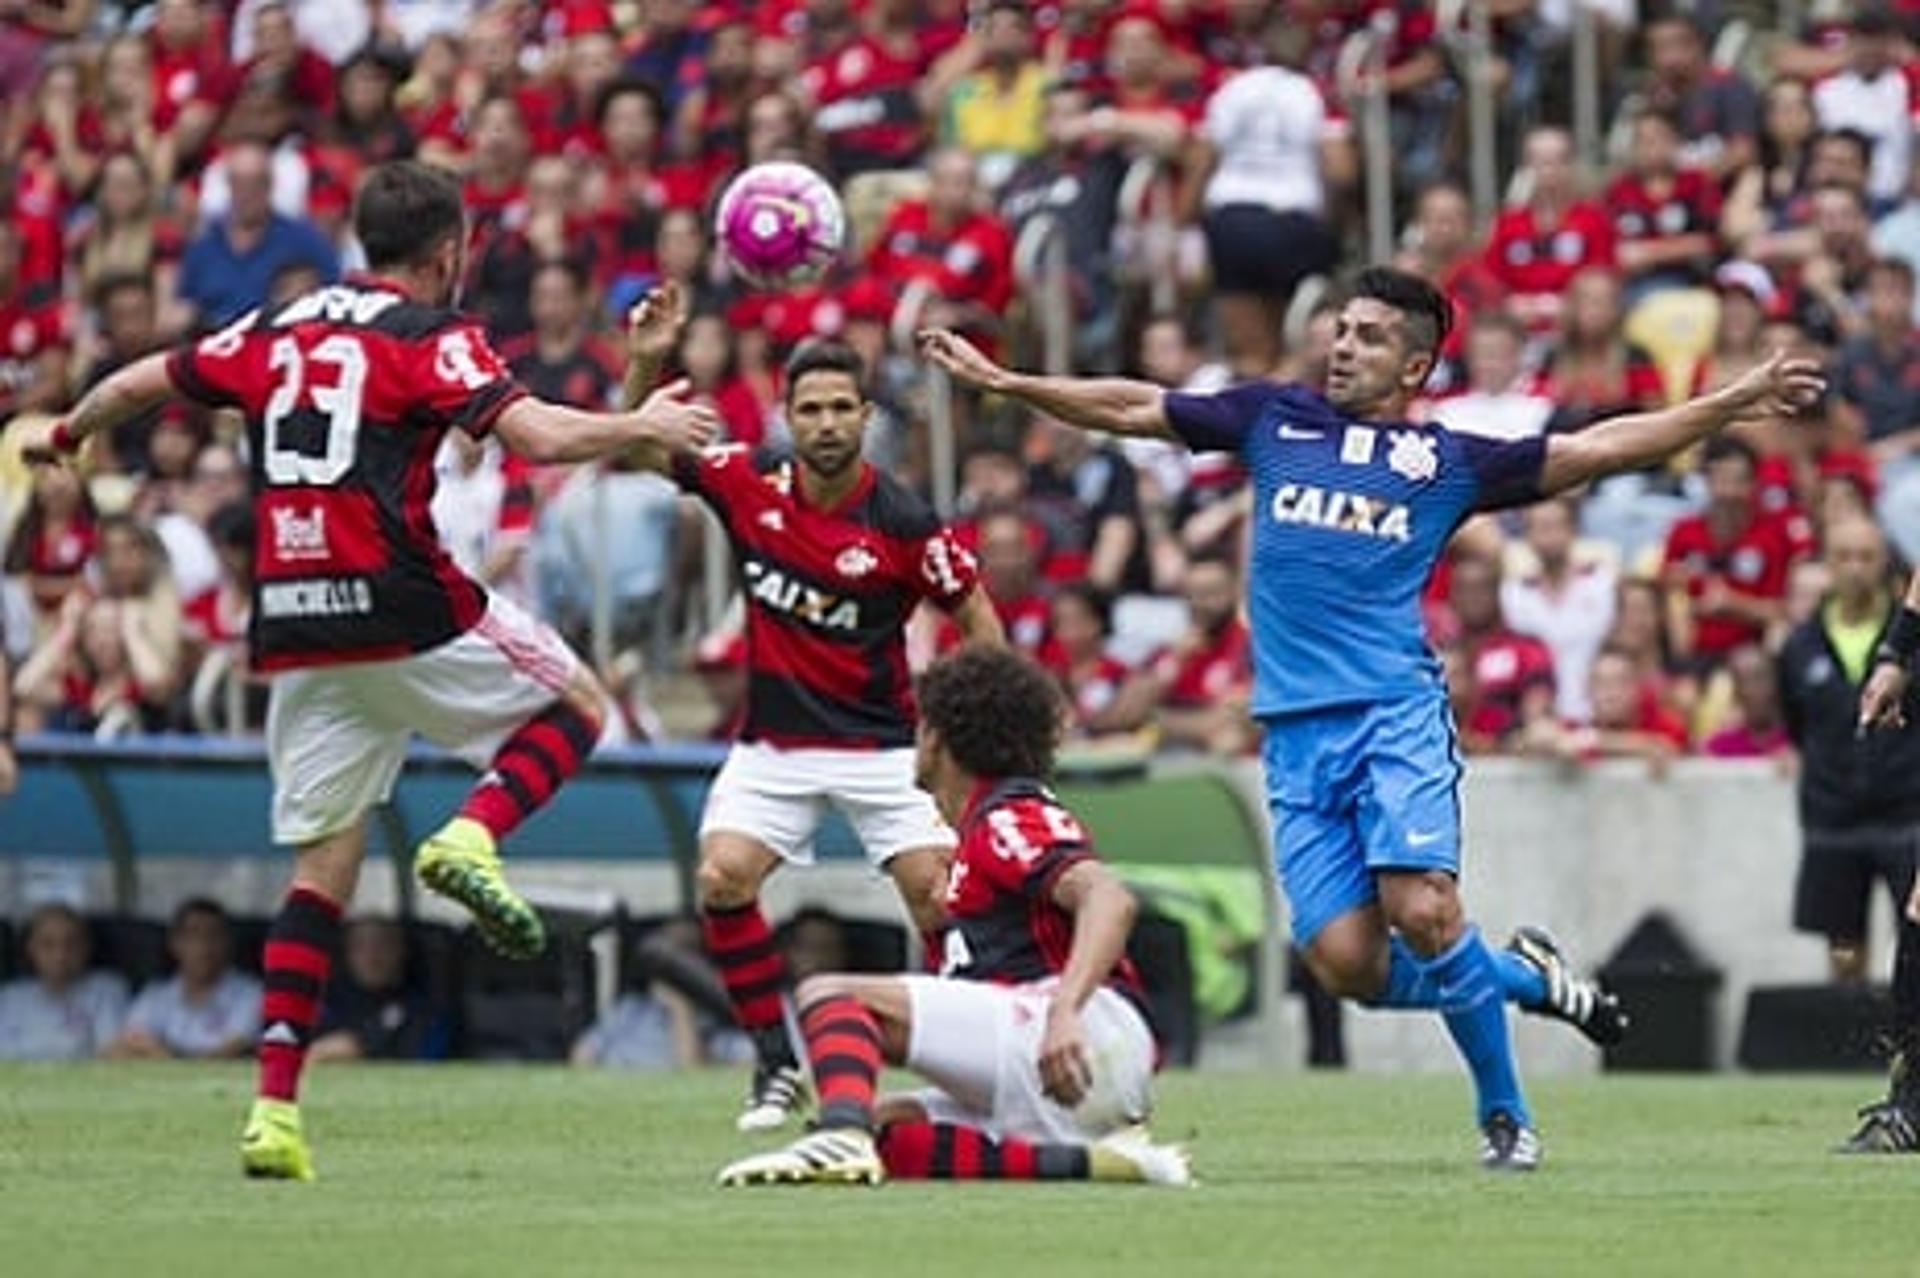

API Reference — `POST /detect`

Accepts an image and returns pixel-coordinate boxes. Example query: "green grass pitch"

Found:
[4,1065,1920,1277]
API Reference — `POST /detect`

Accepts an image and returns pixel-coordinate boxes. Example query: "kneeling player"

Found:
[717,645,1190,1188]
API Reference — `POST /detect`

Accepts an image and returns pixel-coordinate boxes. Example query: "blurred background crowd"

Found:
[1,0,1918,774]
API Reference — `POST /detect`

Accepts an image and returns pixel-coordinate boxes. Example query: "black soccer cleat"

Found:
[1507,927,1630,1048]
[1479,1111,1543,1172]
[736,1062,810,1133]
[1837,1100,1920,1154]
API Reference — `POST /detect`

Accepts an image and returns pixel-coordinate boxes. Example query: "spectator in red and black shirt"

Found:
[210,1,336,148]
[4,462,96,624]
[866,148,1013,349]
[1535,270,1666,434]
[1642,13,1762,183]
[1398,180,1507,391]
[1609,107,1724,297]
[501,259,620,411]
[324,46,417,169]
[1483,126,1616,333]
[938,503,1051,657]
[802,0,945,176]
[671,16,754,172]
[1039,582,1133,738]
[678,311,770,448]
[1444,555,1557,754]
[1111,554,1255,755]
[1662,436,1801,669]
[0,220,68,422]
[1027,416,1146,594]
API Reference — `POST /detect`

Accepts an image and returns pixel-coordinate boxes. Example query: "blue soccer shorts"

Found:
[1259,692,1465,947]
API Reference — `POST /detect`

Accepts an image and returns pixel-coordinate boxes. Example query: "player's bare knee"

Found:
[1304,937,1378,1000]
[795,973,850,1009]
[560,672,607,738]
[1382,872,1464,954]
[695,854,760,909]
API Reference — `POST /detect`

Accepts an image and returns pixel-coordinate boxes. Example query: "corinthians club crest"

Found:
[1386,431,1438,482]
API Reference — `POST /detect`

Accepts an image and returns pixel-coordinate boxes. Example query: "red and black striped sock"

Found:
[458,701,599,841]
[701,901,794,1066]
[800,996,882,1130]
[877,1121,1090,1180]
[257,885,342,1103]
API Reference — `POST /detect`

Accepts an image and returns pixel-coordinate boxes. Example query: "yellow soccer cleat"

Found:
[241,1098,316,1182]
[717,1128,884,1188]
[414,817,546,959]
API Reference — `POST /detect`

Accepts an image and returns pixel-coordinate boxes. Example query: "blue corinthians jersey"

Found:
[1164,382,1545,717]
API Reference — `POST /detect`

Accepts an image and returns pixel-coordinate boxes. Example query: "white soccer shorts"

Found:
[902,975,1156,1144]
[698,740,956,866]
[267,594,580,845]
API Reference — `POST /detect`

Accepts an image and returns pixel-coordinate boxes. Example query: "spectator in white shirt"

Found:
[1502,496,1620,722]
[1193,20,1354,375]
[1429,310,1555,442]
[0,904,129,1060]
[107,899,261,1060]
[1812,7,1914,208]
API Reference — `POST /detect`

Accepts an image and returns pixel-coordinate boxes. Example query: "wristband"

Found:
[48,421,77,455]
[1879,605,1920,667]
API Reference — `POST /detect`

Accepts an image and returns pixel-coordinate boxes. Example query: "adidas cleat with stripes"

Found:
[737,1063,810,1133]
[717,1128,884,1187]
[1479,1112,1542,1172]
[415,818,546,960]
[1508,926,1628,1048]
[1837,1101,1920,1154]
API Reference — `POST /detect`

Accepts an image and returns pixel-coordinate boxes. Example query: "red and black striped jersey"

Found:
[165,276,528,672]
[938,778,1149,1013]
[672,446,977,749]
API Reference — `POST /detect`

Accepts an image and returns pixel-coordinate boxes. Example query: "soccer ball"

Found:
[714,161,846,290]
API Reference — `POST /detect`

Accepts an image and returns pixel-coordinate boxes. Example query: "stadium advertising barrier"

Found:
[0,741,1838,1071]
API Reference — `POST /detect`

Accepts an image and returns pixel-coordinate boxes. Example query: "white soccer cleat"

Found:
[716,1128,884,1188]
[1091,1127,1196,1187]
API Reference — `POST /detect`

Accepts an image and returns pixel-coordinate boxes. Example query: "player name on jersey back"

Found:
[165,277,528,671]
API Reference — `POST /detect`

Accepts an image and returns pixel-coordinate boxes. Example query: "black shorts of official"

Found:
[1202,205,1339,298]
[1793,830,1919,941]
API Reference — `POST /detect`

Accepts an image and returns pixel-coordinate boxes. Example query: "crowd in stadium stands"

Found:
[3,0,1920,774]
[0,895,859,1063]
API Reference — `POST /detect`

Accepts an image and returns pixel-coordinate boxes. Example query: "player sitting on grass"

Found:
[716,644,1191,1188]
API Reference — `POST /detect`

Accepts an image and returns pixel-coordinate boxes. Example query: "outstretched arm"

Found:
[918,328,1173,439]
[20,351,175,462]
[1537,352,1824,495]
[494,381,717,467]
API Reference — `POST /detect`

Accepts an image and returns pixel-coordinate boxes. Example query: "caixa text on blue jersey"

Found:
[1269,483,1413,542]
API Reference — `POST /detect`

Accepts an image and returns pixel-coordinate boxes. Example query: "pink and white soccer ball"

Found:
[714,162,847,290]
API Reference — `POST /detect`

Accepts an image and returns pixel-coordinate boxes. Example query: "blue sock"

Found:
[1494,948,1549,1009]
[1366,935,1440,1009]
[1421,928,1530,1127]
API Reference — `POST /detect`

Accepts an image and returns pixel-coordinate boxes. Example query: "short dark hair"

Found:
[1348,266,1452,360]
[595,75,665,132]
[918,644,1064,780]
[784,339,868,403]
[1812,128,1875,167]
[353,160,465,271]
[1054,581,1112,634]
[91,270,154,310]
[531,256,589,293]
[171,897,230,930]
[1869,256,1918,294]
[1703,435,1758,472]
